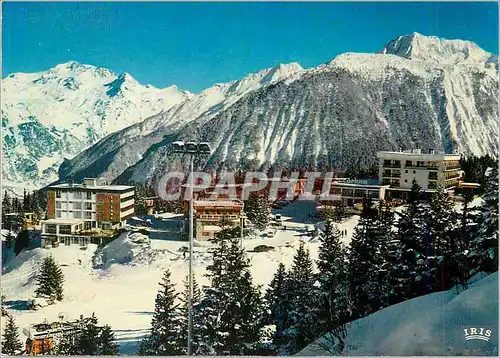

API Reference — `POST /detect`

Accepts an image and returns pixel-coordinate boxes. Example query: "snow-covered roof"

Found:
[194,200,243,207]
[49,183,134,191]
[40,218,84,225]
[202,225,222,232]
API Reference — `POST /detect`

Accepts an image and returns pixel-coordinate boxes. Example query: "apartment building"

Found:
[41,178,134,245]
[377,149,461,198]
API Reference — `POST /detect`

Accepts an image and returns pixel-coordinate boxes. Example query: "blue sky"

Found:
[2,2,498,93]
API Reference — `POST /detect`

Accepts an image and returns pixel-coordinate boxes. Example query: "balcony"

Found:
[383,164,401,169]
[405,165,439,170]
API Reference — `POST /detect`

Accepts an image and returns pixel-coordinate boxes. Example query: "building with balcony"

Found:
[40,178,135,246]
[377,149,462,199]
[185,199,244,241]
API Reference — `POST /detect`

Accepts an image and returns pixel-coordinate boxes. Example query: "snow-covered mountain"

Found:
[57,62,304,183]
[8,33,499,190]
[1,61,191,194]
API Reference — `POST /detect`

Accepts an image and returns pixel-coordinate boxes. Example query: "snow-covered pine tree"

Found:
[281,240,317,354]
[177,274,203,354]
[470,166,499,274]
[99,325,119,355]
[333,201,348,222]
[56,330,80,355]
[348,196,386,317]
[146,269,183,355]
[2,190,11,224]
[78,313,102,355]
[376,200,403,307]
[395,179,427,299]
[315,220,350,352]
[2,315,23,355]
[199,234,264,355]
[264,263,291,354]
[35,255,64,301]
[244,192,270,230]
[427,185,464,292]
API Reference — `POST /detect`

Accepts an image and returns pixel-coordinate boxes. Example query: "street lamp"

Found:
[171,140,212,356]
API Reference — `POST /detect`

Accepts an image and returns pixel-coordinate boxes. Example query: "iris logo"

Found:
[463,327,492,342]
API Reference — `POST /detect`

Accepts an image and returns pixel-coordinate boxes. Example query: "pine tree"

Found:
[395,180,427,299]
[147,269,183,355]
[22,189,28,214]
[2,190,12,224]
[199,235,264,355]
[177,274,203,354]
[280,240,317,354]
[99,325,119,355]
[315,220,350,351]
[78,313,101,355]
[470,167,499,274]
[2,315,23,355]
[56,331,80,355]
[265,263,290,328]
[35,255,64,301]
[428,186,466,291]
[348,196,385,317]
[245,192,270,230]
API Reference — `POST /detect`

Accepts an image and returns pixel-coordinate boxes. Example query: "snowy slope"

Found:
[1,202,358,355]
[57,62,304,184]
[57,33,498,186]
[298,272,498,356]
[1,61,191,194]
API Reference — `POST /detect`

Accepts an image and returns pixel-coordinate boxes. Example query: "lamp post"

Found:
[171,140,211,356]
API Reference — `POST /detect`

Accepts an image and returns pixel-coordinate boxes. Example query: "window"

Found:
[404,179,408,183]
[405,170,408,173]
[74,211,81,218]
[56,190,61,198]
[85,203,92,210]
[394,160,401,166]
[56,201,61,209]
[428,182,437,189]
[417,161,425,167]
[405,160,412,167]
[84,212,92,219]
[428,172,438,180]
[86,192,92,199]
[56,210,61,218]
[413,170,416,174]
[59,225,71,235]
[74,202,81,210]
[46,225,57,234]
[383,160,391,166]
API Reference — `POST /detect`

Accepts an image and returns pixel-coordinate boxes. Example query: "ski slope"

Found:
[298,272,498,356]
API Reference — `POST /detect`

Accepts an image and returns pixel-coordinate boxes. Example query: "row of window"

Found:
[383,160,440,168]
[55,210,92,219]
[56,202,93,210]
[55,190,93,199]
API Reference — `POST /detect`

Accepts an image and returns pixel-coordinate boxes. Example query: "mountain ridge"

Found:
[2,33,497,193]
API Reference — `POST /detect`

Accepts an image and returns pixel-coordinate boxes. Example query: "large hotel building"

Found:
[41,178,134,245]
[377,149,462,198]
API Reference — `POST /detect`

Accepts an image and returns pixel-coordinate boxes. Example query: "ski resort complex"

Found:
[1,3,498,357]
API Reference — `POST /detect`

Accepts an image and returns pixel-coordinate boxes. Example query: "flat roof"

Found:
[194,200,243,207]
[331,181,390,189]
[49,183,134,191]
[40,219,84,225]
[377,151,461,160]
